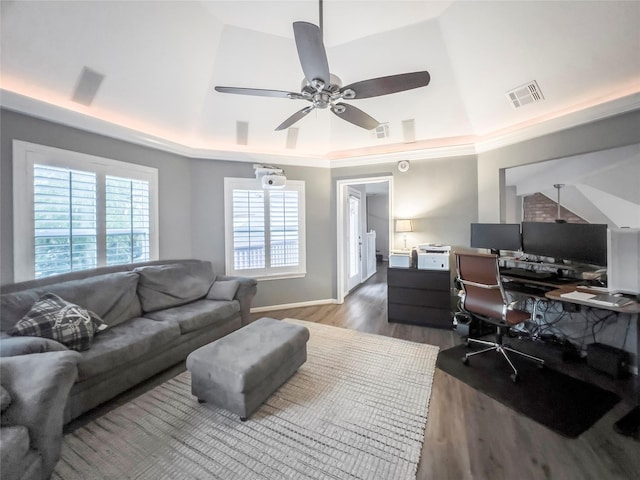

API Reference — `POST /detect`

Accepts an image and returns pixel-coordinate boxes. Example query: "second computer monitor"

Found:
[521,222,608,266]
[470,223,521,253]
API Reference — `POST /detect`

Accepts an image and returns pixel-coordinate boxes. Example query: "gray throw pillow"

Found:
[206,280,240,301]
[8,293,107,351]
[0,336,68,357]
[0,386,11,413]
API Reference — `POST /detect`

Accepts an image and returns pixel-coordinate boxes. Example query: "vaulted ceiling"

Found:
[2,1,639,165]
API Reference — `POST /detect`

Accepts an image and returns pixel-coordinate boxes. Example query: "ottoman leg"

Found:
[197,398,206,404]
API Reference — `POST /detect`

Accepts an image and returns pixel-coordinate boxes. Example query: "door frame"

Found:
[336,175,393,304]
[345,186,363,292]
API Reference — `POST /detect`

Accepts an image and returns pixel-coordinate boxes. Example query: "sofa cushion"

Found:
[75,317,181,381]
[135,261,216,312]
[206,280,240,301]
[0,426,32,476]
[8,294,107,352]
[0,386,11,412]
[0,336,68,358]
[0,271,142,331]
[144,299,240,334]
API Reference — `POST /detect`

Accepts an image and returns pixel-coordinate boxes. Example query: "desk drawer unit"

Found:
[387,268,454,328]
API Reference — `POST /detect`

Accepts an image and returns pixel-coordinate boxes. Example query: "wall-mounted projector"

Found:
[254,164,286,189]
[261,174,286,189]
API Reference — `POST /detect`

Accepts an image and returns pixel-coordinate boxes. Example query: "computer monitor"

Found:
[521,222,608,266]
[470,223,521,253]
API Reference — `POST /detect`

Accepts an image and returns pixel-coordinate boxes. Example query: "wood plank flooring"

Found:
[251,265,640,480]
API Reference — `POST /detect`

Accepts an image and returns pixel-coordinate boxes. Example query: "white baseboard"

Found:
[251,298,338,313]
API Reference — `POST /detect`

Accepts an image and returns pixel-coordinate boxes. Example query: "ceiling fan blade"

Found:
[275,105,315,131]
[330,103,380,130]
[340,71,431,99]
[215,86,306,100]
[293,21,330,88]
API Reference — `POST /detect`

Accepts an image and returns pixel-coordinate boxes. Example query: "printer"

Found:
[417,244,451,271]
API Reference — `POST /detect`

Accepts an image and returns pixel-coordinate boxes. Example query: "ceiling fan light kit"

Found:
[215,15,430,132]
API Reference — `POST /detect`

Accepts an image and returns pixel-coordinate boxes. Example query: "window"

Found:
[13,140,158,281]
[224,178,305,279]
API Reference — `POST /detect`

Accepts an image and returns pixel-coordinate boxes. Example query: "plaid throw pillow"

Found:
[8,293,107,351]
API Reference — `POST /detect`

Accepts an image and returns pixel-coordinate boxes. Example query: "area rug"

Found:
[53,319,439,480]
[437,344,620,438]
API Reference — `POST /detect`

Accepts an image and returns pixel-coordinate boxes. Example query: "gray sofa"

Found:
[1,351,80,480]
[0,259,257,424]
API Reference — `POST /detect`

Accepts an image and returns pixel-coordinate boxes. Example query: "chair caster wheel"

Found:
[510,373,519,383]
[462,356,469,366]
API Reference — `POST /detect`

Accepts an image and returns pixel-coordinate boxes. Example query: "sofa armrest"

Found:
[216,275,257,326]
[1,351,80,479]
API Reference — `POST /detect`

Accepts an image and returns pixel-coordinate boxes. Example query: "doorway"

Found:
[336,176,393,303]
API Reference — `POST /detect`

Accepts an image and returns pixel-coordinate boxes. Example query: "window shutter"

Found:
[105,176,151,265]
[269,190,299,267]
[33,164,97,278]
[232,189,265,270]
[224,177,305,279]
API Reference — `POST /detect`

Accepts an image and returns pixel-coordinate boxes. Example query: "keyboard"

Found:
[501,268,555,280]
[502,281,552,296]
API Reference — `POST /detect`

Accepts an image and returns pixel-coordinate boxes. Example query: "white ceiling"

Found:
[1,1,639,164]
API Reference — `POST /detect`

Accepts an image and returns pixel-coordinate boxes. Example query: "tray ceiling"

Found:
[1,1,639,164]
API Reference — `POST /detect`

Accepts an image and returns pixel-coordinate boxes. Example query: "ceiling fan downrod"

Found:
[319,0,324,38]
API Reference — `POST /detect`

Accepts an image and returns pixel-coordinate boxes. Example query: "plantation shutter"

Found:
[232,189,266,270]
[33,164,97,278]
[224,177,305,279]
[269,190,299,267]
[105,176,151,265]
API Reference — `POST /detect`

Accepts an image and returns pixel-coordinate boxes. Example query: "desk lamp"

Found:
[395,219,413,250]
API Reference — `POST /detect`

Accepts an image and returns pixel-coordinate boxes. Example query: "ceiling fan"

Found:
[214,5,430,131]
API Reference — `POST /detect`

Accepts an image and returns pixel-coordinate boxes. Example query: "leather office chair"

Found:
[455,251,544,382]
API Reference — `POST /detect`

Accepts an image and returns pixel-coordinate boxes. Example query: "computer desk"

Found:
[545,284,640,439]
[501,273,640,439]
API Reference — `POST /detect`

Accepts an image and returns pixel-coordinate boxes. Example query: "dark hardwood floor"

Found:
[251,264,640,480]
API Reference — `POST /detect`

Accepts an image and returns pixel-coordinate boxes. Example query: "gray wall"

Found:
[189,159,333,308]
[1,109,193,284]
[477,109,640,222]
[3,107,638,314]
[332,155,479,250]
[0,109,334,307]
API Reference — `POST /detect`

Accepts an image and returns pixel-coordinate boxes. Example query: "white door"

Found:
[345,186,362,292]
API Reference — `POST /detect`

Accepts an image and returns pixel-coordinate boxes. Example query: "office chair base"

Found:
[462,338,545,383]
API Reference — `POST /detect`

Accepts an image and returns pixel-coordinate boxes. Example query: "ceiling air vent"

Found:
[236,121,249,145]
[373,123,389,139]
[506,80,544,108]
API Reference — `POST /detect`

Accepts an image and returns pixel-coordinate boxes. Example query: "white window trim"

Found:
[12,140,159,282]
[224,177,306,281]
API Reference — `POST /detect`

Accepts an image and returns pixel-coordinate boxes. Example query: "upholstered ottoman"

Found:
[186,317,309,420]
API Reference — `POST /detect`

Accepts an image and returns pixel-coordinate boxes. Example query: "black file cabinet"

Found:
[387,267,454,329]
